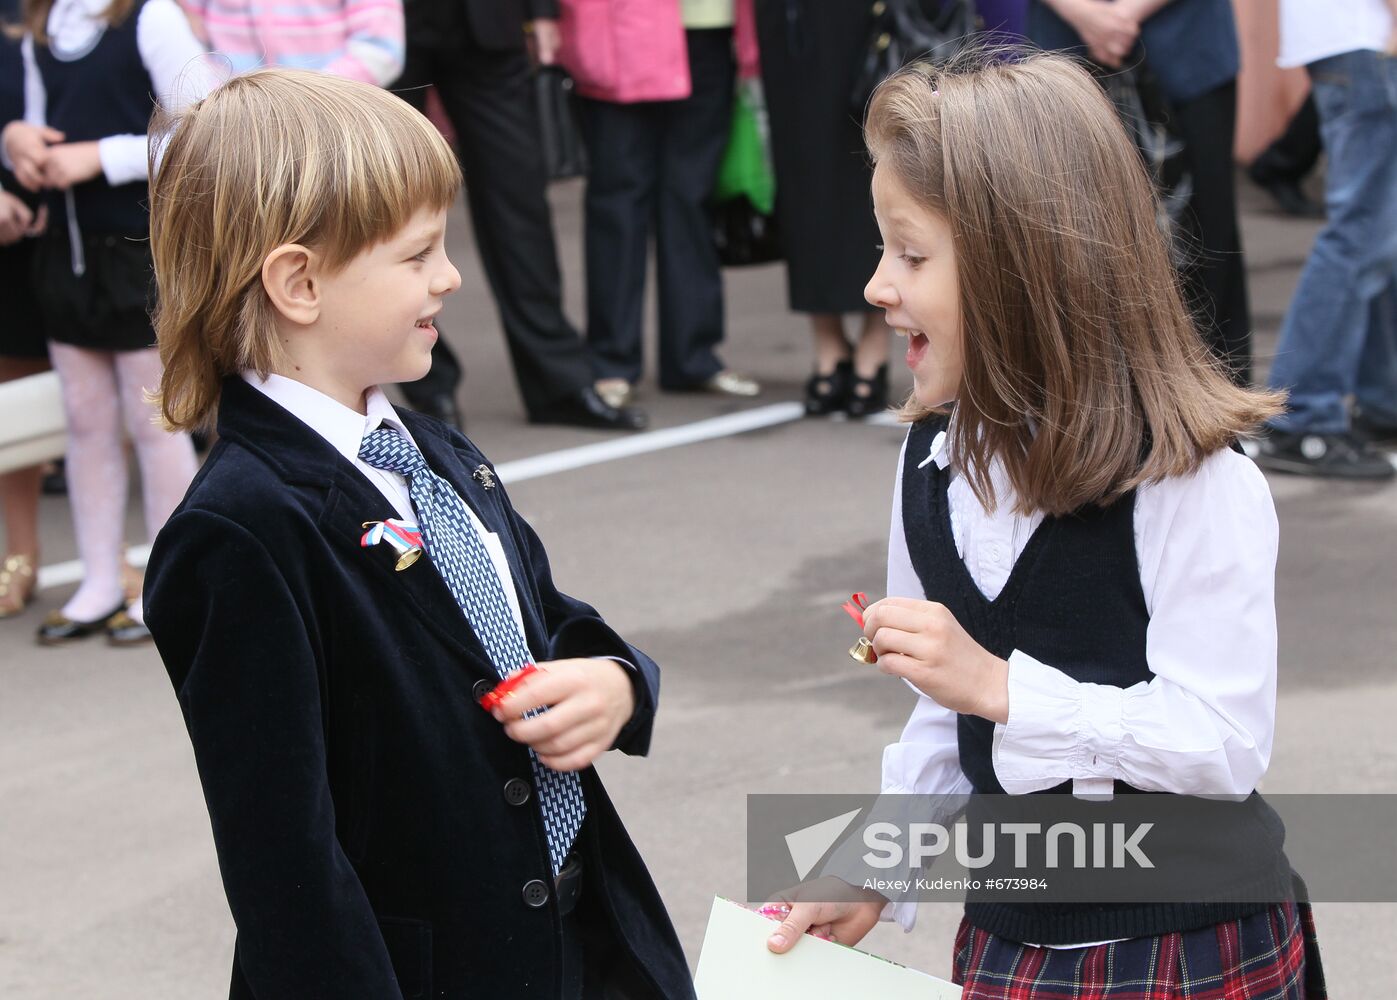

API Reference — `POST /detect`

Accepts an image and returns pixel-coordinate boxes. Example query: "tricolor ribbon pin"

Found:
[360,518,424,571]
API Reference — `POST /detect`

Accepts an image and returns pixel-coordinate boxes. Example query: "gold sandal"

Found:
[0,554,37,618]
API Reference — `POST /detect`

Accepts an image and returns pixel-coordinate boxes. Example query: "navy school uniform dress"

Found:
[143,376,695,999]
[900,414,1327,999]
[29,0,160,352]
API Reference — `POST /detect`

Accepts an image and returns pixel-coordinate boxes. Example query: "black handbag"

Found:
[712,198,782,268]
[850,0,979,119]
[534,66,588,181]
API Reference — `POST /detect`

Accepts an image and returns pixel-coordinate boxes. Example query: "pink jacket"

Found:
[558,0,691,104]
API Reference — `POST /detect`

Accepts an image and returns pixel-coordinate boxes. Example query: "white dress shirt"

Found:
[244,373,529,634]
[880,427,1280,943]
[17,0,219,185]
[1278,0,1394,68]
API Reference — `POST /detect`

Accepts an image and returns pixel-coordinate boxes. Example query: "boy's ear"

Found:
[262,244,321,326]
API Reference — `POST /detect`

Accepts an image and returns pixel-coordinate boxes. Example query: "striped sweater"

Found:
[183,0,404,85]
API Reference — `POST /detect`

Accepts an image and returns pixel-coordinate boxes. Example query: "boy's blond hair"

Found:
[149,68,463,431]
[866,51,1284,517]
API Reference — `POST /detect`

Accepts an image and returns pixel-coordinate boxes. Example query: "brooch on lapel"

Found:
[473,465,497,490]
[360,518,424,571]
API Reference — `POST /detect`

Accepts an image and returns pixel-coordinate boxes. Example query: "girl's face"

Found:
[865,165,963,408]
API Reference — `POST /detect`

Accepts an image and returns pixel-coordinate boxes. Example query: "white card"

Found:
[693,897,962,999]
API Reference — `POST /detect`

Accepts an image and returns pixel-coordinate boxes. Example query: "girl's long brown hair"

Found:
[866,51,1283,517]
[22,0,137,42]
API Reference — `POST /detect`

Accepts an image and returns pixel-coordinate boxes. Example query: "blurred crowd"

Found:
[1,0,1394,644]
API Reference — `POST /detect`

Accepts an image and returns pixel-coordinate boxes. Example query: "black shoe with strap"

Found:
[1254,429,1395,480]
[845,364,889,420]
[804,360,851,416]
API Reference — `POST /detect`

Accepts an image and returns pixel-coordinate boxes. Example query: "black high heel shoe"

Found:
[804,360,852,416]
[845,365,889,419]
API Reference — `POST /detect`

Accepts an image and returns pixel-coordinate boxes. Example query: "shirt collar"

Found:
[917,413,1038,475]
[241,372,419,466]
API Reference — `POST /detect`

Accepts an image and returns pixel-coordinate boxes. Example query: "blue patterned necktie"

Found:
[359,425,584,875]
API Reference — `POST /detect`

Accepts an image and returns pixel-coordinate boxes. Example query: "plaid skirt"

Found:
[952,901,1327,1000]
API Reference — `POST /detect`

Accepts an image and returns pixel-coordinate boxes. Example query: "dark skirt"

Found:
[0,238,48,358]
[33,225,157,353]
[953,900,1327,999]
[755,0,881,315]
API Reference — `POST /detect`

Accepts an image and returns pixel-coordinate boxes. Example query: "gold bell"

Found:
[848,636,877,664]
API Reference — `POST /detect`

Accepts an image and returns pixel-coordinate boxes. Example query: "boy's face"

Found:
[865,165,962,409]
[311,206,461,403]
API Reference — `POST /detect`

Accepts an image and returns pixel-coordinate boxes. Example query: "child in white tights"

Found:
[1,0,218,642]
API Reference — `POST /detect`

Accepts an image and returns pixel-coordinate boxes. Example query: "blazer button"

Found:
[472,678,493,702]
[522,879,550,908]
[503,778,531,806]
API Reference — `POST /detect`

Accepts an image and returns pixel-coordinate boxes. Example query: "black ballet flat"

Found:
[845,365,889,419]
[36,602,128,646]
[804,360,852,416]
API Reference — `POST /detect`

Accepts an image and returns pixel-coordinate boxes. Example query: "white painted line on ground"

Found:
[35,403,808,593]
[494,402,806,484]
[37,543,153,591]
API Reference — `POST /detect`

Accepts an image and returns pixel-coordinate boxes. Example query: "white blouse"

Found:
[880,427,1280,938]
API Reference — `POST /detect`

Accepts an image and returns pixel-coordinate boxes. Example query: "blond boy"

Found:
[143,69,692,999]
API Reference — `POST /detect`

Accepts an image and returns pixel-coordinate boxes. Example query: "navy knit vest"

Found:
[34,0,154,235]
[901,415,1290,944]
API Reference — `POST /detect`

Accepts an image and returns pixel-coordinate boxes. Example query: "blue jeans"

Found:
[1267,49,1397,433]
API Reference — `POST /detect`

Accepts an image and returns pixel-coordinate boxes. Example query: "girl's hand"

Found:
[1058,0,1140,67]
[490,658,636,772]
[764,879,888,953]
[862,597,1010,723]
[0,192,44,245]
[2,122,65,192]
[41,142,103,190]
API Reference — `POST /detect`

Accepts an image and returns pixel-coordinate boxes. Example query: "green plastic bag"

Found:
[714,78,775,217]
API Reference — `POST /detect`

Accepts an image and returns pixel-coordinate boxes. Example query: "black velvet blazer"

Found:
[145,376,693,1000]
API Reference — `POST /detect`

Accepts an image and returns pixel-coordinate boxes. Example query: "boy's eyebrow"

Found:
[404,226,444,247]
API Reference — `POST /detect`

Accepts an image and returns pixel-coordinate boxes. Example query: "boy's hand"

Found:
[491,658,636,771]
[2,121,65,192]
[764,878,888,953]
[861,597,1010,724]
[41,141,103,190]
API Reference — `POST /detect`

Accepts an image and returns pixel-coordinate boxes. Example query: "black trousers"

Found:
[1169,79,1253,384]
[395,44,593,415]
[576,29,734,389]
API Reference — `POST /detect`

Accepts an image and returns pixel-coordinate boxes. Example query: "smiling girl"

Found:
[765,51,1326,999]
